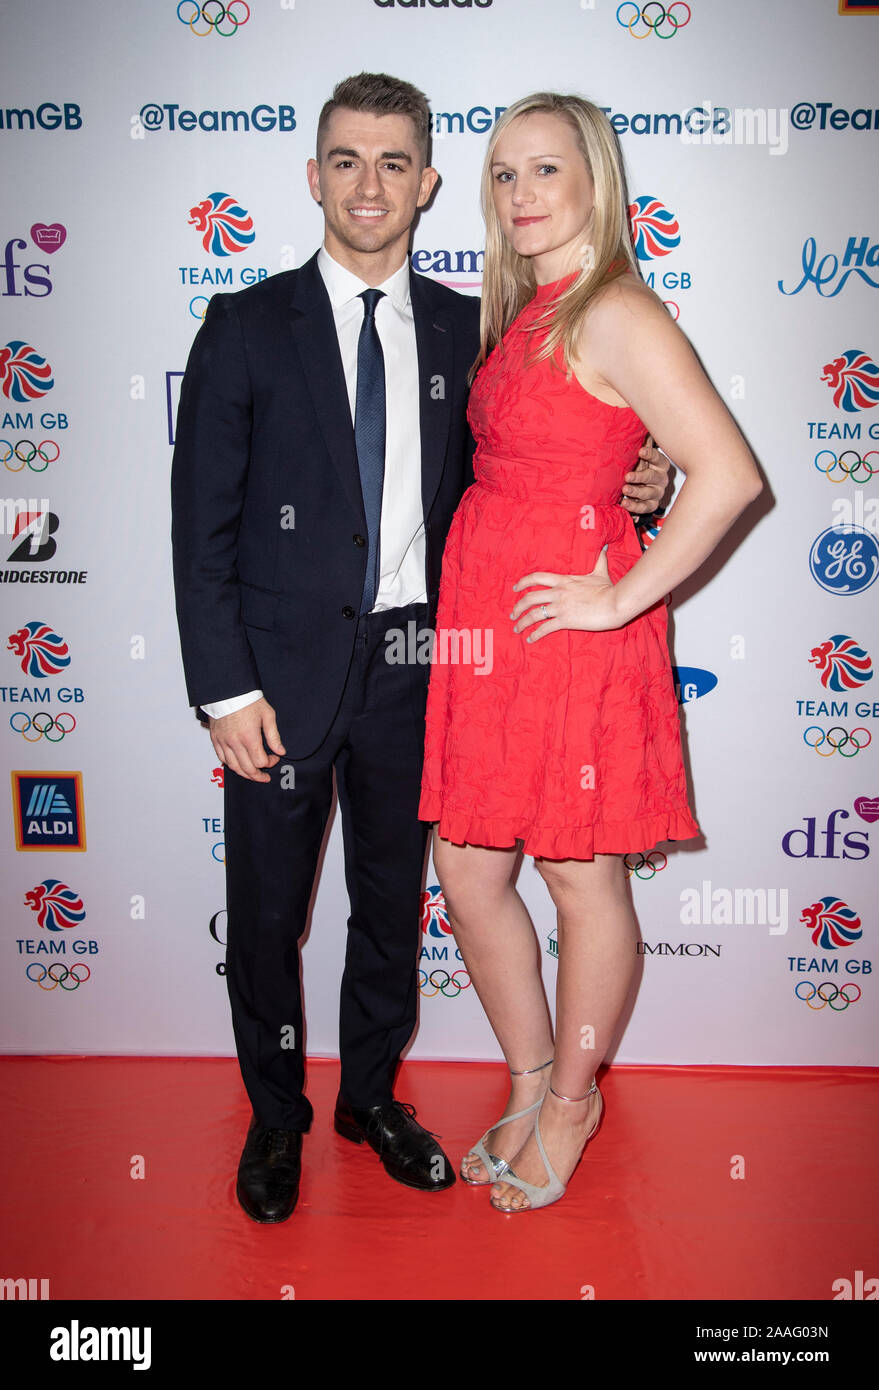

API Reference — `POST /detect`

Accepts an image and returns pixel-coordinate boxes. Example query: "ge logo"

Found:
[809,526,879,596]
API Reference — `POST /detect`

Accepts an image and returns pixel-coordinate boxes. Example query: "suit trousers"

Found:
[223,601,431,1131]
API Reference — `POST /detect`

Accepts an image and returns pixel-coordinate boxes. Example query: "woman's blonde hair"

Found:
[471,92,641,383]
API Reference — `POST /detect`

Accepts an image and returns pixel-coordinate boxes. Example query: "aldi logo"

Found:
[11,770,85,850]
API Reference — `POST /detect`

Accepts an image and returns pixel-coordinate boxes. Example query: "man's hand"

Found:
[620,436,671,515]
[209,697,285,783]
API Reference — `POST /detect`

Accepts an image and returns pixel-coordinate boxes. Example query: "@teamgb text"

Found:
[625,851,667,879]
[177,1,250,35]
[26,962,90,990]
[803,726,871,757]
[10,713,75,741]
[616,2,691,38]
[795,981,861,1010]
[419,969,471,998]
[1,440,59,473]
[815,450,878,484]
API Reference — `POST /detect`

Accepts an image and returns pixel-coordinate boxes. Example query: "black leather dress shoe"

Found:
[334,1094,455,1192]
[235,1114,303,1223]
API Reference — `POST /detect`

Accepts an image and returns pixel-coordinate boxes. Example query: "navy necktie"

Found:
[354,288,386,614]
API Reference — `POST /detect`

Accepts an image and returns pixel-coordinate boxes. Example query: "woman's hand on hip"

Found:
[510,548,623,641]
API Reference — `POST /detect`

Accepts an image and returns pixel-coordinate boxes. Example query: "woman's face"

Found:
[490,112,595,277]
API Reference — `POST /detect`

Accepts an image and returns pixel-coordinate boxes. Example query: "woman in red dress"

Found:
[417,93,762,1213]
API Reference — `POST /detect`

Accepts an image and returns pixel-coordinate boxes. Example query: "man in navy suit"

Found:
[171,73,668,1223]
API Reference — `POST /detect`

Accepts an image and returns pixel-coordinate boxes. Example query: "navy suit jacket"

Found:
[171,250,481,759]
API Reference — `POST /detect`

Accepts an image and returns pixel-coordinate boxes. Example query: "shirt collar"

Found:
[318,244,411,314]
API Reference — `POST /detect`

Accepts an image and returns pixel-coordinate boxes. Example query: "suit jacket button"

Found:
[353,534,366,546]
[342,605,356,620]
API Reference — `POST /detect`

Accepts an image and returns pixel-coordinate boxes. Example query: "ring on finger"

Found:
[542,604,549,620]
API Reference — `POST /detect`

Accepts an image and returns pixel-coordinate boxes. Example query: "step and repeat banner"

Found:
[1,0,877,1067]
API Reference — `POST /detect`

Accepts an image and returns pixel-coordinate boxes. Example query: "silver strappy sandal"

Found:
[460,1058,553,1186]
[490,1079,603,1212]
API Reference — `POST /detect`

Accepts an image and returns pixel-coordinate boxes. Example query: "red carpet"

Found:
[1,1057,876,1302]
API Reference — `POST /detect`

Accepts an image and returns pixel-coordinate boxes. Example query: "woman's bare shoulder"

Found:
[586,270,668,326]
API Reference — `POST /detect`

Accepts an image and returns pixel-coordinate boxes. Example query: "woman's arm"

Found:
[511,280,763,637]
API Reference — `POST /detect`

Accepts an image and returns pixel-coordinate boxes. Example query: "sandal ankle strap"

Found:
[510,1058,553,1076]
[549,1080,598,1103]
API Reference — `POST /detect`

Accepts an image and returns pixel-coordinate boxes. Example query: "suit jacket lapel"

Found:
[289,252,364,520]
[290,254,455,525]
[411,270,454,522]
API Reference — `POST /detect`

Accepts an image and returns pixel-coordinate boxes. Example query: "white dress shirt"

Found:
[201,245,427,719]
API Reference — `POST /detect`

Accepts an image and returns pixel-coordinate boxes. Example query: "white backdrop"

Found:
[1,0,877,1067]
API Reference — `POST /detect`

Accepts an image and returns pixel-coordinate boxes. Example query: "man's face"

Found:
[307,108,438,266]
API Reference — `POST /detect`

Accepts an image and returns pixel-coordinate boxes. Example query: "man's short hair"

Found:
[316,72,431,167]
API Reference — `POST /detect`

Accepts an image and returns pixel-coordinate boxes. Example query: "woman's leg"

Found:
[431,831,555,1179]
[491,851,638,1211]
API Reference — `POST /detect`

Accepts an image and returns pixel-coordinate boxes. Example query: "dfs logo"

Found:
[782,797,877,860]
[1,225,65,300]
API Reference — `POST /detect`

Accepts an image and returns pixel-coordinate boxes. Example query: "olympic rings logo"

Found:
[794,981,861,1010]
[177,1,250,36]
[26,962,90,990]
[1,439,60,473]
[418,968,471,998]
[814,450,878,484]
[212,841,225,863]
[616,2,691,39]
[624,850,667,880]
[10,712,76,741]
[189,297,210,320]
[803,725,871,757]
